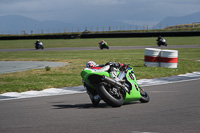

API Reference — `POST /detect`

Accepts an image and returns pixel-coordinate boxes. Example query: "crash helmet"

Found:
[85,61,96,68]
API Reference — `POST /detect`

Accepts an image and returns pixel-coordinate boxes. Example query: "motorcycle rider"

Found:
[35,40,40,49]
[156,36,163,42]
[99,40,108,46]
[83,61,127,105]
[35,40,43,49]
[85,61,126,81]
[156,36,167,46]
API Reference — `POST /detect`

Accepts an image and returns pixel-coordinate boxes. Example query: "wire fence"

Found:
[1,23,200,35]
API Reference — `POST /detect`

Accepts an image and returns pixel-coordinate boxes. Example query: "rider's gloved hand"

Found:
[118,63,127,70]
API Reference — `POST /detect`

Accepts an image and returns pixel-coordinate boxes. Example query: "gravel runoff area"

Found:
[0,61,68,74]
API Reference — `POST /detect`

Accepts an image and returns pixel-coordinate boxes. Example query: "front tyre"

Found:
[139,87,150,103]
[97,83,124,107]
[99,46,103,50]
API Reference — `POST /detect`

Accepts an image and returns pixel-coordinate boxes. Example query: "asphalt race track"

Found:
[0,44,200,133]
[0,79,200,133]
[0,45,199,52]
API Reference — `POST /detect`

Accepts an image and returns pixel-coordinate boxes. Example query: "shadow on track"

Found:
[53,101,140,109]
[53,103,109,109]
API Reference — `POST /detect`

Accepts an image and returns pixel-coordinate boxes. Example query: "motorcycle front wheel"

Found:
[139,87,150,103]
[97,82,124,107]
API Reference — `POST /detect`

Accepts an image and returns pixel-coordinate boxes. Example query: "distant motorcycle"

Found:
[99,41,109,50]
[35,42,44,50]
[157,38,167,47]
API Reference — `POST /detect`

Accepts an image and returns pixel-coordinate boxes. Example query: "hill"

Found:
[156,11,200,29]
[0,15,72,34]
[1,11,200,34]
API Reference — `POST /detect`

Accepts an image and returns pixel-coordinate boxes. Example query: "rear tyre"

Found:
[97,83,124,107]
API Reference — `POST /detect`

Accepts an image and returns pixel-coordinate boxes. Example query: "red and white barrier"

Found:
[144,48,178,68]
[144,48,161,67]
[160,50,178,68]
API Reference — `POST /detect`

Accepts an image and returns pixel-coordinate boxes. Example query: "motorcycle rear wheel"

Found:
[97,82,124,107]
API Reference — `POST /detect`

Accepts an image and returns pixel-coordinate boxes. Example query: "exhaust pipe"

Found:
[102,75,129,92]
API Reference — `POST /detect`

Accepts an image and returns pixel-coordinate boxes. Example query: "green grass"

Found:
[0,36,200,49]
[0,48,200,94]
[164,23,200,31]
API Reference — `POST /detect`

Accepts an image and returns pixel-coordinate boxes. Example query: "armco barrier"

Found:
[144,48,178,68]
[80,31,200,38]
[0,34,79,40]
[1,31,200,40]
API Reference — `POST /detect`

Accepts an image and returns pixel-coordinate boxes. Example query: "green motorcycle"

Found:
[81,65,150,107]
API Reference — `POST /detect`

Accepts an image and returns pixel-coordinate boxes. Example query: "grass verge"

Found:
[0,48,200,94]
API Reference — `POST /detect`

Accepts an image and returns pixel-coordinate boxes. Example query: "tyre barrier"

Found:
[144,48,178,68]
[144,48,161,67]
[160,50,178,68]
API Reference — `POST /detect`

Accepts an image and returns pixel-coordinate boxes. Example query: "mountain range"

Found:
[0,11,200,34]
[0,15,73,34]
[155,11,200,29]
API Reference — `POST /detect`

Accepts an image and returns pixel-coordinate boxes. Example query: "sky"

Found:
[0,0,200,27]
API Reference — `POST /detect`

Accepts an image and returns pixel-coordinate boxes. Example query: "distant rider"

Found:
[35,40,43,49]
[83,61,127,105]
[99,40,108,46]
[156,36,163,42]
[156,36,167,46]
